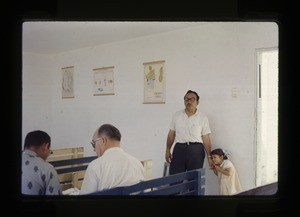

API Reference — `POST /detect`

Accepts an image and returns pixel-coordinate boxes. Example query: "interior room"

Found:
[22,21,278,195]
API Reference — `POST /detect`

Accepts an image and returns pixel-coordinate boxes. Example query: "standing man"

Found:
[22,130,62,195]
[80,124,145,194]
[165,90,214,175]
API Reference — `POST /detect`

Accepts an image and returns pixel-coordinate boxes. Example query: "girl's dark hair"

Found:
[185,90,200,101]
[211,148,228,159]
[24,130,51,149]
[98,124,121,141]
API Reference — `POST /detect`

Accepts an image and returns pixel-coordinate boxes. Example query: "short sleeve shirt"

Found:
[79,147,146,194]
[218,159,242,195]
[169,109,211,143]
[22,150,62,195]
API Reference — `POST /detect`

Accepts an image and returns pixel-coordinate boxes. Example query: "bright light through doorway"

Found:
[256,48,278,187]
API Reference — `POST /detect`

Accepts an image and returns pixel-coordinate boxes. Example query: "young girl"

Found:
[211,148,242,195]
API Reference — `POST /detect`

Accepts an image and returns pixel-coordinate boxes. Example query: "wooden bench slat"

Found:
[49,156,97,167]
[49,147,84,156]
[61,183,73,191]
[47,154,84,162]
[90,168,205,196]
[56,165,89,174]
[72,170,86,189]
[123,172,203,194]
[136,180,197,195]
[237,182,277,195]
[58,173,73,182]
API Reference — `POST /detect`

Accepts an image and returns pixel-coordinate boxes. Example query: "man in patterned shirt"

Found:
[22,130,62,195]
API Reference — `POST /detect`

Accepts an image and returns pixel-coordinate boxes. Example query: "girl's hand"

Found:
[211,164,218,175]
[214,165,221,172]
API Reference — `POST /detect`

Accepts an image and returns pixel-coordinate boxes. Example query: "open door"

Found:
[255,48,278,187]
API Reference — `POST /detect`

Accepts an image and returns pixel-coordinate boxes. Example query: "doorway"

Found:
[255,48,278,187]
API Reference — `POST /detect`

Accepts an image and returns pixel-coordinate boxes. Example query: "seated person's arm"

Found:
[46,167,62,195]
[79,167,98,195]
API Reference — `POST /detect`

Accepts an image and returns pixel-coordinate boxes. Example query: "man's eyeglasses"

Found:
[91,137,103,148]
[184,97,196,102]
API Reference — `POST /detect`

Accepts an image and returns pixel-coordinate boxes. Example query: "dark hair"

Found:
[211,148,228,159]
[24,130,51,149]
[185,90,200,101]
[98,124,121,141]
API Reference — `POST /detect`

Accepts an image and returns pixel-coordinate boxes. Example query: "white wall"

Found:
[22,22,278,195]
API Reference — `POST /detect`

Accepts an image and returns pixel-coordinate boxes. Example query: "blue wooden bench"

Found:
[89,168,205,196]
[50,157,205,195]
[237,182,278,195]
[49,156,97,174]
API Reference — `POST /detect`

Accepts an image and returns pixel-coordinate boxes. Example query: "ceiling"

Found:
[23,21,205,54]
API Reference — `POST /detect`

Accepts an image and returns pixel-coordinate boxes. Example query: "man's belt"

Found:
[177,142,202,145]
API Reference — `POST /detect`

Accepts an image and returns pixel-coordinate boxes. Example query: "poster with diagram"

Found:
[143,60,165,104]
[93,66,115,96]
[62,66,74,98]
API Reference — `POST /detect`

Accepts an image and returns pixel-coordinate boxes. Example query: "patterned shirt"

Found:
[22,150,62,195]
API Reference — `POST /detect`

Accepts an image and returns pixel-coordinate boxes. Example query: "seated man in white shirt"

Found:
[79,124,146,194]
